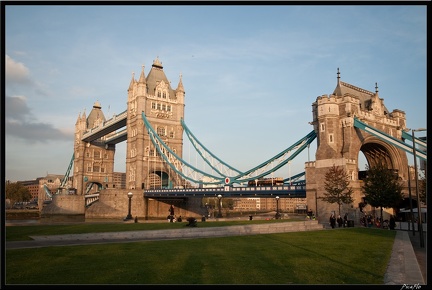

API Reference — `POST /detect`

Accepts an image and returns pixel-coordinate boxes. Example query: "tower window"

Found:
[157,127,166,136]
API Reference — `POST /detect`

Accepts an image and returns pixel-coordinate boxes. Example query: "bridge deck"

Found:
[144,185,306,198]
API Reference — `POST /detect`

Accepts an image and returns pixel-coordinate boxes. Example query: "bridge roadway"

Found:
[143,184,306,198]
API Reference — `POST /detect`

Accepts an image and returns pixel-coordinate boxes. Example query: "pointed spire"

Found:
[128,72,135,91]
[176,72,184,92]
[138,65,146,83]
[333,67,342,96]
[76,112,81,124]
[152,56,163,69]
[375,82,379,94]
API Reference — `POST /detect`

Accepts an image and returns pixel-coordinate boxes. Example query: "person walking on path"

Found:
[389,215,396,230]
[337,214,343,228]
[343,213,348,227]
[329,213,336,228]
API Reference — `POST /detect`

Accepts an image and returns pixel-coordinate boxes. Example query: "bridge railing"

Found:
[85,193,99,207]
[144,185,306,197]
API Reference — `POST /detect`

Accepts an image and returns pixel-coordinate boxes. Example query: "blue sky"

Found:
[4,4,427,182]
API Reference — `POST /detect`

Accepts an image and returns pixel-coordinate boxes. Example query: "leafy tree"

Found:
[5,182,32,204]
[321,164,354,215]
[361,162,404,224]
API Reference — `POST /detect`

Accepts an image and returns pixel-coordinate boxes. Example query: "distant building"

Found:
[17,179,40,201]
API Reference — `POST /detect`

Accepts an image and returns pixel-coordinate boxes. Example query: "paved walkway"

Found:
[5,222,426,285]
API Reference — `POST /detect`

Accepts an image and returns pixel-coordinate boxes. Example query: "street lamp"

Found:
[125,192,133,220]
[412,128,426,248]
[217,194,222,218]
[275,196,280,219]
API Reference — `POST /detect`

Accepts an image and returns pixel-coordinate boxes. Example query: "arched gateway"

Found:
[305,69,411,224]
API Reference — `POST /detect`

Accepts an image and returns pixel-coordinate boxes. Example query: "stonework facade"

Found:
[72,58,186,196]
[125,58,185,190]
[306,70,409,224]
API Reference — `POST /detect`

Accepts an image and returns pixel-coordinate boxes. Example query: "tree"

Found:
[5,182,32,204]
[321,164,354,215]
[361,162,404,225]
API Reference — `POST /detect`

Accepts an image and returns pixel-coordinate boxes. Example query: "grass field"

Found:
[5,220,396,285]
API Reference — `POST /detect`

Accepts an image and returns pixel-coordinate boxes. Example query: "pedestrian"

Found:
[343,213,348,227]
[329,213,336,228]
[337,214,343,228]
[367,215,372,228]
[389,215,396,230]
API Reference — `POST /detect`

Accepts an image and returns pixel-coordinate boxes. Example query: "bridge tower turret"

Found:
[126,58,185,190]
[73,101,115,195]
[306,69,409,223]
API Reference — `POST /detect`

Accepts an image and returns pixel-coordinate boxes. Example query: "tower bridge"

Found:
[40,59,426,223]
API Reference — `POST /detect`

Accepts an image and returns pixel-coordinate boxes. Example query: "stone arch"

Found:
[359,135,409,180]
[85,181,104,194]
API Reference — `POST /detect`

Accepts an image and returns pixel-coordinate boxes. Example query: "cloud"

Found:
[5,54,32,85]
[5,95,73,142]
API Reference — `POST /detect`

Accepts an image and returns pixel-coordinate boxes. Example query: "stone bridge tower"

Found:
[125,57,185,190]
[73,101,115,195]
[305,69,409,223]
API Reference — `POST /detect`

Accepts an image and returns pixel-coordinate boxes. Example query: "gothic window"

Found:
[157,91,161,98]
[169,131,174,138]
[86,152,90,158]
[163,92,167,99]
[93,165,100,172]
[129,166,135,182]
[94,151,101,160]
[320,123,325,132]
[157,126,166,136]
[149,149,155,156]
[151,102,156,110]
[167,105,171,112]
[104,153,108,159]
[87,163,92,172]
[101,166,105,173]
[329,134,334,143]
[157,103,161,110]
[162,104,166,111]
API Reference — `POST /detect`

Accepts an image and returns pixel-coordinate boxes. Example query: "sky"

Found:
[3,4,428,183]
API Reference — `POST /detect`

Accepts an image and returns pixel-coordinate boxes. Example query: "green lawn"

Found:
[5,221,396,285]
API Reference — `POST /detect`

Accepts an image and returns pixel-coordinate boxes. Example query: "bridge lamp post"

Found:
[217,194,223,218]
[412,128,426,248]
[275,196,280,219]
[125,192,133,220]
